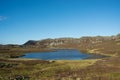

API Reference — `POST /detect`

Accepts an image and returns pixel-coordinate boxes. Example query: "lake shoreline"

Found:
[18,49,109,60]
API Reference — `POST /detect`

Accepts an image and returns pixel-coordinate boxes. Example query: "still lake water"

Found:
[20,49,91,60]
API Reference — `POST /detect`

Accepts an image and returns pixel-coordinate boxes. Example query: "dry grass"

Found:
[55,59,98,70]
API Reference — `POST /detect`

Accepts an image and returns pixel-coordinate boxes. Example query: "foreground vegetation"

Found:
[0,58,97,80]
[0,56,120,80]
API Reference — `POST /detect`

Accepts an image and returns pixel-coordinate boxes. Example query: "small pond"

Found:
[20,49,99,60]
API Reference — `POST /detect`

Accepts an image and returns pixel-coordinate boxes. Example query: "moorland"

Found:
[0,34,120,80]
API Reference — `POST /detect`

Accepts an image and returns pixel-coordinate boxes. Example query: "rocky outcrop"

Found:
[24,38,72,48]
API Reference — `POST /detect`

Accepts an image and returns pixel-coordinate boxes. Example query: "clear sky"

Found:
[0,0,120,44]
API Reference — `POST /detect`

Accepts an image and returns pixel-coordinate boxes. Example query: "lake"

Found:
[20,49,94,60]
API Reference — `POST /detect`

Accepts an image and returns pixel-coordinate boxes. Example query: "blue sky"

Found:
[0,0,120,44]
